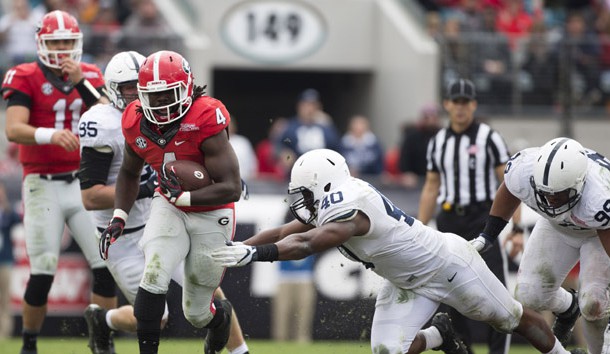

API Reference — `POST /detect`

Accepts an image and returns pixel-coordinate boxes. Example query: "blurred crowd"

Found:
[418,0,610,111]
[0,0,180,74]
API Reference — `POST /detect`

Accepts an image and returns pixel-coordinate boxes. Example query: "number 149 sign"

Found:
[221,0,327,63]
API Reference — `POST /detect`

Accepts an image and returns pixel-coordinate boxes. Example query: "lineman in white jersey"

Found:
[78,51,250,354]
[471,137,610,354]
[212,149,584,354]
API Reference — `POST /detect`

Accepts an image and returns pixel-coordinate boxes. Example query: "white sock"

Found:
[228,342,249,354]
[420,326,443,350]
[544,338,570,354]
[555,289,574,314]
[106,309,118,330]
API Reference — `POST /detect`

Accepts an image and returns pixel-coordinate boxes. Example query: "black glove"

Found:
[137,172,158,199]
[160,163,186,205]
[99,216,126,260]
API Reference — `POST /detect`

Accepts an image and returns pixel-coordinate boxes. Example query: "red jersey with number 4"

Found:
[1,61,104,175]
[122,96,234,213]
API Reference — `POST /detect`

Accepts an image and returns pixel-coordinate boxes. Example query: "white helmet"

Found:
[288,149,351,224]
[530,137,588,217]
[104,51,146,110]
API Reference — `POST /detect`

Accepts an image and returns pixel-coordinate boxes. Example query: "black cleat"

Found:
[553,289,580,347]
[431,312,469,354]
[204,299,233,354]
[19,349,37,354]
[84,304,113,354]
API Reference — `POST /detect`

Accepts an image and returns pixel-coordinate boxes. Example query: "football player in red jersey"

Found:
[98,50,242,354]
[1,10,115,354]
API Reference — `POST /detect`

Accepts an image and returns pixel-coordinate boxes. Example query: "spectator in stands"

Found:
[520,19,559,106]
[438,16,471,86]
[255,117,288,181]
[562,11,602,106]
[398,103,441,188]
[453,0,485,33]
[0,181,22,339]
[119,0,175,54]
[0,0,38,67]
[83,1,121,65]
[341,115,384,178]
[495,0,534,50]
[471,6,514,105]
[277,88,341,173]
[229,117,258,181]
[30,0,69,22]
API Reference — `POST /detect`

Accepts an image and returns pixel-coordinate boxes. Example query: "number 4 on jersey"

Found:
[216,107,227,125]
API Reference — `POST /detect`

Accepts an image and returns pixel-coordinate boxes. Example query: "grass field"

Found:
[0,338,548,354]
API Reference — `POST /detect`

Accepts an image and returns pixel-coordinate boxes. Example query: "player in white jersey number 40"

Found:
[212,148,585,354]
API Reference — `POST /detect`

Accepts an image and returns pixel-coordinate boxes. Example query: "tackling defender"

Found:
[212,148,585,354]
[1,10,115,354]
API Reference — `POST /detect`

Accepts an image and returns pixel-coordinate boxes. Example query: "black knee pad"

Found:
[24,274,54,306]
[92,267,116,297]
[134,287,166,324]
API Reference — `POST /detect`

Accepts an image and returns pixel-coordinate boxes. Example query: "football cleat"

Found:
[204,299,233,354]
[19,349,37,354]
[431,312,469,354]
[84,304,113,354]
[552,289,580,347]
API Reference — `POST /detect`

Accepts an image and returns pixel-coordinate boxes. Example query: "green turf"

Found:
[0,338,547,353]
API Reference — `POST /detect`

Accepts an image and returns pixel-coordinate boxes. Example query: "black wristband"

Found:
[74,78,101,107]
[482,215,509,239]
[512,224,524,233]
[254,244,279,262]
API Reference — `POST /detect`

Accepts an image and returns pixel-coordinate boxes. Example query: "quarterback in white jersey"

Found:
[213,149,582,354]
[472,137,610,354]
[78,51,250,354]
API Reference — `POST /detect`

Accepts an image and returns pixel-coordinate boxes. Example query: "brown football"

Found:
[164,160,212,191]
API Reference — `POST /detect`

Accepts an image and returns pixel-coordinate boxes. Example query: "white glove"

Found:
[470,233,493,254]
[212,241,257,267]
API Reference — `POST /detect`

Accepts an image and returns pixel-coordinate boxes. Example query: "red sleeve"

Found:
[1,64,35,100]
[195,97,231,140]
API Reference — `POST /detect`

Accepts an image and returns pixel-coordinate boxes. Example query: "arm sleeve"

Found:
[79,147,113,189]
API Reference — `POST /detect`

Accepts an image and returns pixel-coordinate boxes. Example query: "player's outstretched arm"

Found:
[598,228,610,258]
[213,212,369,267]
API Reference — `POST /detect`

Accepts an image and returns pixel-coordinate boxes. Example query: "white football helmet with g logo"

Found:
[530,137,588,217]
[104,51,146,111]
[288,149,351,224]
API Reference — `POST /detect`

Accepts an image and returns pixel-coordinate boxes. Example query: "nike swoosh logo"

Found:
[175,141,186,146]
[448,272,457,282]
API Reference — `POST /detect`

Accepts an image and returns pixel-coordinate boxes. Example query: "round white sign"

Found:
[221,0,327,64]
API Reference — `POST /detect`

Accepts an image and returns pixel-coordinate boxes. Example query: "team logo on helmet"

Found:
[41,83,53,96]
[135,136,147,149]
[182,58,191,74]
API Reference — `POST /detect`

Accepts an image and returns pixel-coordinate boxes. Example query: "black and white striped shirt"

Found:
[426,121,510,206]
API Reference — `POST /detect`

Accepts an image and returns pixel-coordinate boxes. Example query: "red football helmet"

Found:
[36,10,83,69]
[137,50,194,125]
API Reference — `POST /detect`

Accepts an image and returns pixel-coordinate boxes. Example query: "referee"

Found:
[418,78,519,354]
